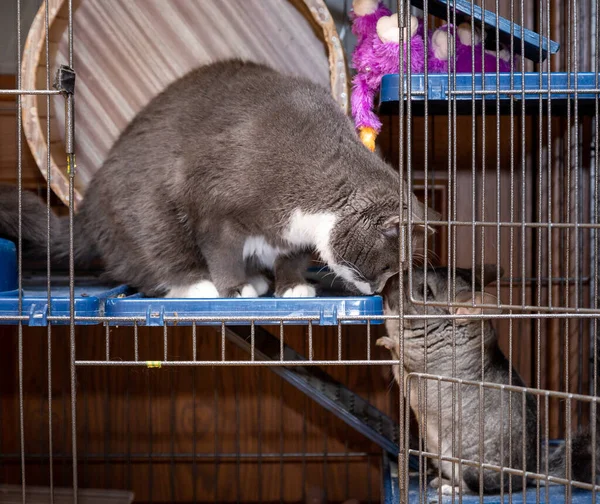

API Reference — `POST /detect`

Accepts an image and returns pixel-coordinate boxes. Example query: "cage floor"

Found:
[382,455,599,504]
[379,72,599,115]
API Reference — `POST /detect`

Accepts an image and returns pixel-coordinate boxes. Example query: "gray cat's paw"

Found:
[224,284,260,298]
[248,275,270,296]
[166,280,219,298]
[278,284,316,298]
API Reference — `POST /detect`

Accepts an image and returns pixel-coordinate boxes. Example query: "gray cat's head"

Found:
[327,185,436,296]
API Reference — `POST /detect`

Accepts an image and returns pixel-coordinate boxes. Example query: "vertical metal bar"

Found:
[279,322,284,362]
[302,330,307,503]
[126,367,132,492]
[66,0,78,497]
[148,372,153,503]
[437,378,443,504]
[396,2,407,499]
[535,1,544,500]
[104,363,110,488]
[105,323,110,361]
[592,1,599,500]
[280,373,285,504]
[422,0,430,292]
[508,0,516,499]
[545,393,550,503]
[308,321,313,361]
[573,0,583,430]
[564,1,573,498]
[521,391,527,500]
[192,322,197,362]
[235,370,241,504]
[520,0,527,311]
[163,324,168,362]
[221,323,226,361]
[344,332,350,502]
[134,322,139,362]
[478,0,488,498]
[16,0,26,499]
[257,367,262,504]
[192,366,197,504]
[45,0,54,495]
[499,387,505,500]
[82,376,88,488]
[213,346,219,504]
[337,322,342,361]
[251,321,255,361]
[170,368,176,502]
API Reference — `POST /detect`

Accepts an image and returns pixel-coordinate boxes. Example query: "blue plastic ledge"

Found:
[104,293,383,326]
[411,0,559,62]
[0,239,383,326]
[382,452,598,504]
[380,72,600,105]
[0,282,128,326]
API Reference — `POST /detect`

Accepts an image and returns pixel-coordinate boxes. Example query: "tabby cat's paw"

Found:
[430,477,473,496]
[376,336,397,350]
[278,284,317,298]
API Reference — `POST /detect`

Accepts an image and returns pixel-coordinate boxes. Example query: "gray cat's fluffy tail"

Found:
[547,336,600,486]
[0,185,97,268]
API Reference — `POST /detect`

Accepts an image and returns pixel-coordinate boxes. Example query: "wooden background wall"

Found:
[1,0,597,501]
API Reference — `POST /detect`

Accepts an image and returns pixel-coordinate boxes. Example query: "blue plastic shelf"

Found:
[0,281,127,326]
[0,239,17,292]
[379,72,600,115]
[382,452,598,504]
[0,239,383,326]
[411,0,559,62]
[104,292,383,326]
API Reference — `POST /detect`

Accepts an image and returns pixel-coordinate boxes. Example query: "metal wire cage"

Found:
[0,0,599,503]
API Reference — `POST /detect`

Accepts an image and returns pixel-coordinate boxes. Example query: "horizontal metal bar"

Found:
[2,308,600,325]
[0,452,374,462]
[407,449,600,492]
[75,360,398,367]
[0,89,61,95]
[407,372,600,403]
[418,220,600,229]
[448,87,600,96]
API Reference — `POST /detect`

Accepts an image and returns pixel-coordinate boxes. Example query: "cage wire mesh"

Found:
[0,0,599,503]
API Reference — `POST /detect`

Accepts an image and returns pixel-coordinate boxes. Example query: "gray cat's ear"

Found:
[452,291,502,323]
[381,215,400,238]
[475,264,504,287]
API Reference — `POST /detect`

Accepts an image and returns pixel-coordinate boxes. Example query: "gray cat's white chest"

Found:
[242,236,290,268]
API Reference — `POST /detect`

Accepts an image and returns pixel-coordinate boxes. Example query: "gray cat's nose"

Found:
[373,278,388,293]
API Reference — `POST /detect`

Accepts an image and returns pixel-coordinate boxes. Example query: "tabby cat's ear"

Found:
[381,215,400,238]
[452,291,503,324]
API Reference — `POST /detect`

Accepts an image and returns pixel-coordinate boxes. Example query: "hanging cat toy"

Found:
[350,0,512,152]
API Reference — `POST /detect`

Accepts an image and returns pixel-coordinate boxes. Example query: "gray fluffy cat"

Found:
[378,266,600,495]
[0,60,434,298]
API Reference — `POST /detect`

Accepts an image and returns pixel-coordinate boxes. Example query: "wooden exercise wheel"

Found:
[21,0,348,209]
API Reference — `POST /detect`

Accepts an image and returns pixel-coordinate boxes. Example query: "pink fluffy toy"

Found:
[428,22,512,73]
[350,0,425,151]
